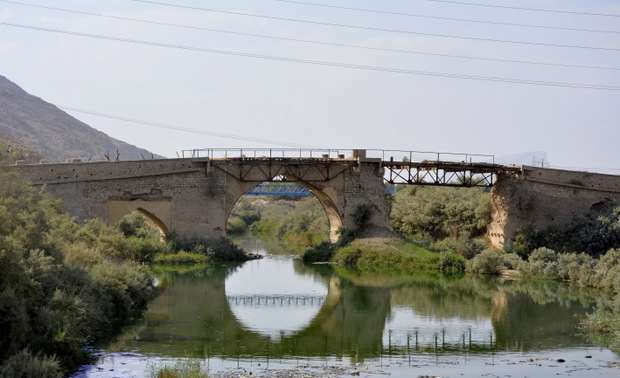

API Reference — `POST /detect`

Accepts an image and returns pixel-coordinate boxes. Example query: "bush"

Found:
[302,244,335,263]
[596,249,620,294]
[467,249,504,274]
[126,236,170,263]
[165,234,247,262]
[432,233,485,259]
[556,252,597,284]
[0,168,156,373]
[438,251,466,271]
[226,217,247,234]
[391,186,492,241]
[153,251,211,265]
[333,246,364,265]
[149,358,208,378]
[501,253,522,269]
[517,247,558,278]
[0,350,62,378]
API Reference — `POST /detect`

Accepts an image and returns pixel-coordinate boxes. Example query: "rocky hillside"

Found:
[0,74,161,163]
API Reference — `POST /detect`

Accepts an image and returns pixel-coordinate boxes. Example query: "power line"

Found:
[272,0,620,35]
[428,0,620,18]
[57,105,322,148]
[2,21,619,90]
[3,0,618,72]
[129,0,620,52]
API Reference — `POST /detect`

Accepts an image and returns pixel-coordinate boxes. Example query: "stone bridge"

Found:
[14,148,620,247]
[15,149,394,241]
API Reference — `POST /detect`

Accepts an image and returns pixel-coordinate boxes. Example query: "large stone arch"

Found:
[224,174,344,242]
[108,200,171,235]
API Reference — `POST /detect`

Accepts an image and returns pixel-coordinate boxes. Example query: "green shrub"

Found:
[391,186,491,241]
[438,251,466,271]
[517,247,559,278]
[302,245,334,263]
[501,253,522,269]
[226,216,247,234]
[116,211,161,239]
[333,246,363,265]
[467,249,504,274]
[153,251,211,265]
[166,234,247,262]
[0,350,62,378]
[149,358,208,378]
[432,233,485,259]
[126,236,170,263]
[556,252,597,284]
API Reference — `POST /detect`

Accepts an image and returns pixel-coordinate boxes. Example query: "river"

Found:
[75,236,620,377]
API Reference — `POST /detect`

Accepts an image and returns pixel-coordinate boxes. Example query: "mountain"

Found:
[0,74,162,163]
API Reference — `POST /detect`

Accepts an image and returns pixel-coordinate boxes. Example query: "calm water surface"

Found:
[77,237,620,377]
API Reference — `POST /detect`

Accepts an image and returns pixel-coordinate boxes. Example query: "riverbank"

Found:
[82,345,620,377]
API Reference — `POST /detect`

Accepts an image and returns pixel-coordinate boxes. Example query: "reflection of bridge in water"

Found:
[227,294,326,307]
[126,262,597,362]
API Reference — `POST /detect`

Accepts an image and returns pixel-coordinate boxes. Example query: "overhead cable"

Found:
[428,0,620,18]
[2,22,619,90]
[128,0,620,52]
[2,0,618,71]
[272,0,620,34]
[57,105,322,148]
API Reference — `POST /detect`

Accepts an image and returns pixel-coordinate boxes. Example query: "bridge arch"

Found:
[107,200,171,235]
[226,175,344,241]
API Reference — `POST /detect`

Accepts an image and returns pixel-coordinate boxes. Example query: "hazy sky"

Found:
[1,0,619,172]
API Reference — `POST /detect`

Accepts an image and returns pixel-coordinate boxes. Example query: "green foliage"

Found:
[466,249,504,274]
[153,251,211,265]
[438,251,467,271]
[595,249,620,295]
[226,216,247,234]
[332,246,364,265]
[331,239,461,272]
[506,203,620,258]
[149,358,209,378]
[302,243,335,263]
[116,211,161,239]
[581,309,620,353]
[431,232,486,259]
[243,196,329,244]
[0,171,155,373]
[391,186,492,242]
[229,197,261,227]
[0,349,62,378]
[352,204,373,229]
[166,233,247,262]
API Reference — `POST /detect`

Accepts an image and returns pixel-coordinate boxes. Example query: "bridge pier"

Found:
[489,166,620,248]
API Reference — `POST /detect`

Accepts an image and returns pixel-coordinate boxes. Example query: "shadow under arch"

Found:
[107,200,171,235]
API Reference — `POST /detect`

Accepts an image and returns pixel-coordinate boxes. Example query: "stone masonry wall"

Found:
[14,157,392,240]
[489,166,620,248]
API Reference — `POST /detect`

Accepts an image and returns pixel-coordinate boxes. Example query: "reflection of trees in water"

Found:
[112,263,609,360]
[491,279,603,351]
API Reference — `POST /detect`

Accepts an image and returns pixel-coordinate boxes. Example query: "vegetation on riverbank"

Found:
[466,204,620,352]
[0,146,250,375]
[0,169,155,375]
[228,196,329,248]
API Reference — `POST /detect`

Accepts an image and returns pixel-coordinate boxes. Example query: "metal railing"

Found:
[179,148,495,164]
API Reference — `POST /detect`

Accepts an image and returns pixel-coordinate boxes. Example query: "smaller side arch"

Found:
[108,200,171,235]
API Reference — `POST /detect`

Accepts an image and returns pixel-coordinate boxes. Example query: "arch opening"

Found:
[226,175,343,243]
[107,200,171,236]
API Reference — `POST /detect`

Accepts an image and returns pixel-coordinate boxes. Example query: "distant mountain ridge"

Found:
[0,74,162,163]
